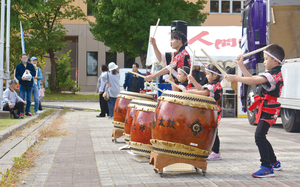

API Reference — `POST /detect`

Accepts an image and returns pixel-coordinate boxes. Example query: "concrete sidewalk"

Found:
[22,111,300,186]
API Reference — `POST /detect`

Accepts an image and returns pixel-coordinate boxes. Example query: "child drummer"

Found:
[169,66,192,92]
[225,44,284,178]
[187,64,223,160]
[145,31,191,82]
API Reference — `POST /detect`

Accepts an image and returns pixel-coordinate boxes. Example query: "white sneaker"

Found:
[35,111,42,115]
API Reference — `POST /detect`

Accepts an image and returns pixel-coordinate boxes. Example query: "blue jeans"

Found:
[32,84,39,113]
[107,97,117,117]
[19,84,33,113]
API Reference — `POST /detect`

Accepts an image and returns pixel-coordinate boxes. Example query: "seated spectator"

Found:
[2,80,27,119]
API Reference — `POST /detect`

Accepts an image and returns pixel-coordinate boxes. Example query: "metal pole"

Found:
[0,0,6,109]
[6,0,11,89]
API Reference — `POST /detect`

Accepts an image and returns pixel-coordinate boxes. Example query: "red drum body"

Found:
[151,91,219,160]
[124,100,141,143]
[112,91,153,132]
[129,101,157,156]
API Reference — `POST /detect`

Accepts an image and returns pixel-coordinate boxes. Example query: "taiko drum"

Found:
[151,91,219,160]
[124,100,143,143]
[112,91,153,132]
[129,100,157,156]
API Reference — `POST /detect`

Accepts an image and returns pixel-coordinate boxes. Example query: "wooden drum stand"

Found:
[149,152,207,177]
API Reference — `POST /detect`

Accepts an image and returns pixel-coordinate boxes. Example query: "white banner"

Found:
[146,26,242,66]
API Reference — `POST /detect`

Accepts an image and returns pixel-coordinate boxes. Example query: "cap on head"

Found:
[31,56,38,61]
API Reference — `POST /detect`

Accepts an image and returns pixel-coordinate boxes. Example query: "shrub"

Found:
[51,50,81,93]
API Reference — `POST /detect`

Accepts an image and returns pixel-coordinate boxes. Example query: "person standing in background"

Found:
[107,62,120,119]
[31,57,43,114]
[39,82,45,111]
[15,54,36,116]
[123,63,144,93]
[96,64,109,117]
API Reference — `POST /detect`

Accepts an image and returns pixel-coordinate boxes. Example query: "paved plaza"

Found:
[20,110,300,187]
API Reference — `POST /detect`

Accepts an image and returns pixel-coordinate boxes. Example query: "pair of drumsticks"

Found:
[129,18,271,92]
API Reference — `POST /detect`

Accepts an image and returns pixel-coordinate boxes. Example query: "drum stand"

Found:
[149,152,207,177]
[111,128,124,142]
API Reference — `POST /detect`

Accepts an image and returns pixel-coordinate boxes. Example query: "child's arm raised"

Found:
[225,74,267,85]
[236,54,252,77]
[188,75,203,91]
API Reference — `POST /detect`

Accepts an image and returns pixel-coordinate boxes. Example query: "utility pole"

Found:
[0,0,11,109]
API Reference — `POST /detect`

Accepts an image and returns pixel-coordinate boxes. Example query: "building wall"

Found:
[43,0,242,91]
[196,0,243,26]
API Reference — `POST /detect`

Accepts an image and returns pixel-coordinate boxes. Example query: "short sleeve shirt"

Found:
[165,46,191,71]
[202,79,222,103]
[259,66,283,98]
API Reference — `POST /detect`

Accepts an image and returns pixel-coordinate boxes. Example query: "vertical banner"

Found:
[20,21,25,54]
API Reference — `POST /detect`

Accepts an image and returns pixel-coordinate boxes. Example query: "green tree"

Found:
[56,50,80,93]
[86,0,208,68]
[11,0,86,92]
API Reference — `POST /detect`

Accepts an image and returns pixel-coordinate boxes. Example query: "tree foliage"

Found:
[10,0,86,92]
[55,50,80,93]
[87,0,208,67]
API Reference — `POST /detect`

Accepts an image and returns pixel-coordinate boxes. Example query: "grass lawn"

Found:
[43,93,98,101]
[0,118,23,131]
[0,106,43,131]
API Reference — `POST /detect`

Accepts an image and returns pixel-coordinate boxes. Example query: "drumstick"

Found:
[236,44,272,60]
[152,18,160,38]
[188,50,195,84]
[145,82,164,92]
[200,48,227,76]
[165,79,185,92]
[127,70,163,92]
[169,52,174,77]
[128,70,146,78]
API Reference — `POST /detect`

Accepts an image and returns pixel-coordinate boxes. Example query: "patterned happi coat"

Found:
[248,66,283,125]
[203,79,223,126]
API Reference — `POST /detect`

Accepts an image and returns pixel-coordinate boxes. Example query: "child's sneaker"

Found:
[252,166,275,178]
[207,152,221,160]
[25,112,32,116]
[272,161,282,171]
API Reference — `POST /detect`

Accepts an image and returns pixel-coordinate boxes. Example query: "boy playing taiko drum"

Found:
[225,44,285,178]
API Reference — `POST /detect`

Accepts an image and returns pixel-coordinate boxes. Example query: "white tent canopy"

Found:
[146,26,242,66]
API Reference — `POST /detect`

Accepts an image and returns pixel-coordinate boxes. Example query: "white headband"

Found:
[205,68,223,77]
[178,68,189,76]
[263,50,284,64]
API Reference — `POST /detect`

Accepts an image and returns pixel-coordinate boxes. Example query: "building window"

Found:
[87,0,97,16]
[124,53,135,68]
[233,1,242,13]
[210,0,219,13]
[210,0,244,14]
[106,52,117,65]
[87,52,98,76]
[221,1,230,13]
